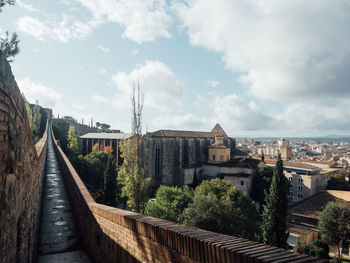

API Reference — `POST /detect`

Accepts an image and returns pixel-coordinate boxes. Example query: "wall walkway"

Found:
[37,125,90,262]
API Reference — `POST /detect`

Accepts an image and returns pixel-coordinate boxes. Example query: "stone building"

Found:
[79,132,132,166]
[143,124,234,186]
[143,124,260,193]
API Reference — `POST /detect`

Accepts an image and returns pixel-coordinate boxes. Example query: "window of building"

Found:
[298,178,303,183]
[155,143,162,184]
[297,193,303,199]
[212,155,215,160]
[289,191,293,196]
[289,184,292,188]
[298,185,303,191]
[288,177,292,181]
[241,181,244,186]
[287,233,300,247]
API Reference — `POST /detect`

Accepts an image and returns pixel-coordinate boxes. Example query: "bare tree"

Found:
[118,81,150,213]
[131,81,144,166]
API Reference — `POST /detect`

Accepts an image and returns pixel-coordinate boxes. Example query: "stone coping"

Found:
[51,126,328,263]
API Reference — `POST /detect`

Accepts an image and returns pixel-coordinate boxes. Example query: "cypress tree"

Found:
[261,154,289,248]
[104,157,117,206]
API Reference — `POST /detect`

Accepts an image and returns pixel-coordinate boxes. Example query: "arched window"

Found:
[220,155,223,161]
[155,143,162,184]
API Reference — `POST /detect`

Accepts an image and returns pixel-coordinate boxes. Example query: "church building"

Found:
[143,124,259,194]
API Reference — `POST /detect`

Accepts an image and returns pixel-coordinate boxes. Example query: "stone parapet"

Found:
[52,127,327,263]
[0,50,49,263]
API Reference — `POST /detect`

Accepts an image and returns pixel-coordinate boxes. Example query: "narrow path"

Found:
[37,127,91,263]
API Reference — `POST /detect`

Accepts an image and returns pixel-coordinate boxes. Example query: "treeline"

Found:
[23,96,48,143]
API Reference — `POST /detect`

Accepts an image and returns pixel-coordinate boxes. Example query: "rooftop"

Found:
[79,133,132,140]
[264,159,321,171]
[146,123,229,138]
[288,190,350,220]
[204,157,260,169]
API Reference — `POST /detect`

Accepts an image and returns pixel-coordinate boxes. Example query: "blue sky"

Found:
[1,0,350,137]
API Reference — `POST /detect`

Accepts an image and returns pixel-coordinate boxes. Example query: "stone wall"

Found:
[52,118,98,136]
[0,51,48,263]
[52,129,325,263]
[143,136,236,187]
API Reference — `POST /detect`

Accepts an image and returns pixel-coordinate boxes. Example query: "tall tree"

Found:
[261,154,289,248]
[104,156,117,206]
[319,202,350,259]
[118,82,150,213]
[250,166,274,213]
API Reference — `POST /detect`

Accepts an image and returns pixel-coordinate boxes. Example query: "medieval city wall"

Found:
[0,51,48,263]
[53,127,323,263]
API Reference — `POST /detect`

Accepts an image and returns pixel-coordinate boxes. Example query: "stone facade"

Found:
[143,124,236,187]
[0,51,48,263]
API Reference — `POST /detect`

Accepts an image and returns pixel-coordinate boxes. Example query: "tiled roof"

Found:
[204,158,260,169]
[146,130,218,138]
[264,159,320,170]
[288,190,350,220]
[146,123,228,138]
[79,133,132,140]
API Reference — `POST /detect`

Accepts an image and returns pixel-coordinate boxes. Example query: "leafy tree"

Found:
[326,174,350,191]
[83,151,109,190]
[118,82,150,213]
[145,185,193,223]
[249,166,274,212]
[262,154,289,248]
[319,202,350,259]
[67,125,79,156]
[104,157,117,206]
[294,240,329,259]
[95,122,101,128]
[0,31,19,62]
[63,116,77,123]
[100,123,111,130]
[182,179,259,240]
[0,1,19,62]
[0,0,14,10]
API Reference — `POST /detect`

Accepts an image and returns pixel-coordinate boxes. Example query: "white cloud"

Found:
[17,78,61,108]
[17,15,92,42]
[98,45,109,52]
[17,17,49,41]
[74,0,172,43]
[90,94,109,104]
[174,0,350,101]
[152,114,208,131]
[111,60,184,111]
[99,68,107,74]
[131,49,139,56]
[16,0,39,12]
[197,92,275,131]
[207,80,219,88]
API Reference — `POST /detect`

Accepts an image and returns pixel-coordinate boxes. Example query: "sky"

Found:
[1,0,350,137]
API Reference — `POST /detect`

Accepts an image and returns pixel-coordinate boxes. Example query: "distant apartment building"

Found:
[254,138,292,160]
[264,160,339,202]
